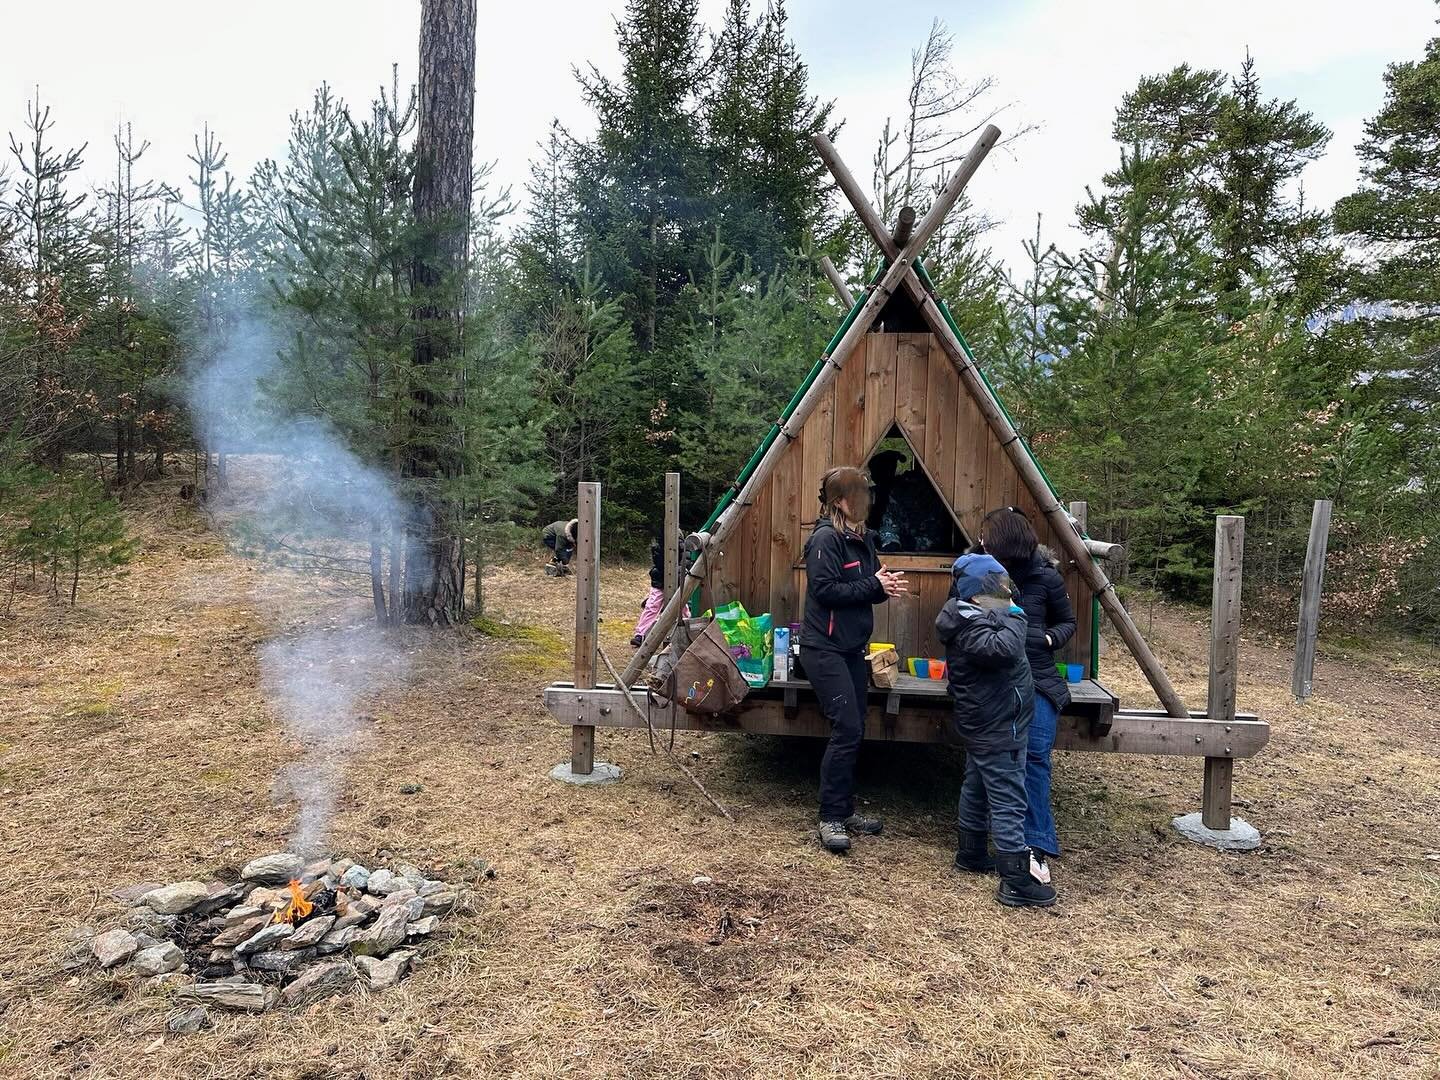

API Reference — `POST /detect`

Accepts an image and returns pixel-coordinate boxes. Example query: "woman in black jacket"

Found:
[978,508,1076,883]
[802,466,907,853]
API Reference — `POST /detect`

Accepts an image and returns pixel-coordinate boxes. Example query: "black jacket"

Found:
[935,596,1034,754]
[1006,547,1077,709]
[801,518,886,655]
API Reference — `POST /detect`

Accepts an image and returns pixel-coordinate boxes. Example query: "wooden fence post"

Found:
[571,482,601,775]
[1292,499,1333,702]
[664,473,681,597]
[1068,501,1087,533]
[1203,515,1244,829]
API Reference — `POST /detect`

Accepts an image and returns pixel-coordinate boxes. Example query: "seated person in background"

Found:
[936,553,1058,909]
[541,518,579,576]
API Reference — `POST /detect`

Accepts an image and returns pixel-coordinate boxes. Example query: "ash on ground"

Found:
[80,852,470,1020]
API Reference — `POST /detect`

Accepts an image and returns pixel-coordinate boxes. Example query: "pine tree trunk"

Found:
[403,0,475,626]
[369,531,388,625]
[115,423,127,487]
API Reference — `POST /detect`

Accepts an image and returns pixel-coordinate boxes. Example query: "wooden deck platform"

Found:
[543,673,1269,759]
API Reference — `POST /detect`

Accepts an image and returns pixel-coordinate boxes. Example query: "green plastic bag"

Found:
[711,602,774,687]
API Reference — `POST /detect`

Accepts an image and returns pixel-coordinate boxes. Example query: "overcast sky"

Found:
[3,0,1435,274]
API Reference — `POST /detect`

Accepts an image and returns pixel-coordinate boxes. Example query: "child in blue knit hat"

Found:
[935,553,1057,907]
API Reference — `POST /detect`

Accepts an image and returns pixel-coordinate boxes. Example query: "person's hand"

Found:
[876,566,908,597]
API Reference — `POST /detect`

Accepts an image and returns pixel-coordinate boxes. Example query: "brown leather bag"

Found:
[654,617,749,716]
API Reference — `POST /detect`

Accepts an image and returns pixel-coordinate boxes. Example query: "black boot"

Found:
[994,850,1057,908]
[953,828,995,874]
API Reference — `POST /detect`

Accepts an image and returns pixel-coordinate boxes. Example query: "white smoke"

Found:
[187,311,410,856]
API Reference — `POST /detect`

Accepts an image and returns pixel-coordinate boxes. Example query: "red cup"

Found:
[927,659,946,679]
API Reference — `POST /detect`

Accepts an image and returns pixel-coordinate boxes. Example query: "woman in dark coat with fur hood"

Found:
[977,507,1076,883]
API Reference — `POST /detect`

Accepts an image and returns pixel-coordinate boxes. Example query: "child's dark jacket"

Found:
[936,594,1035,754]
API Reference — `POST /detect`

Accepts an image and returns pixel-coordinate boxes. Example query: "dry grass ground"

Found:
[1,475,1439,1079]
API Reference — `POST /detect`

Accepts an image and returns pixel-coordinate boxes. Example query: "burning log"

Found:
[274,880,314,925]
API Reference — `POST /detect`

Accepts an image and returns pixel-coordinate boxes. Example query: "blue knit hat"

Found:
[951,553,1011,601]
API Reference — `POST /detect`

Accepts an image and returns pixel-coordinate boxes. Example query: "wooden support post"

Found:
[571,482,601,774]
[664,472,681,597]
[818,256,855,309]
[1203,515,1244,829]
[1068,500,1087,533]
[1292,499,1332,701]
[814,131,1190,720]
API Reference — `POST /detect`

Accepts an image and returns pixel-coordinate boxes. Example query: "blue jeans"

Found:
[1025,695,1060,856]
[957,747,1028,854]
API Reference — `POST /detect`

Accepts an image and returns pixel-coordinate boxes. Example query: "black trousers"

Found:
[804,646,869,821]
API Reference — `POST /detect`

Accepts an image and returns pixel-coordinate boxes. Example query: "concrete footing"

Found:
[549,761,622,786]
[1173,812,1261,851]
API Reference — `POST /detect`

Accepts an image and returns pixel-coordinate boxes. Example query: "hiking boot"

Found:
[1030,851,1051,885]
[994,851,1058,908]
[953,828,996,874]
[845,813,883,836]
[818,820,851,853]
[630,634,644,647]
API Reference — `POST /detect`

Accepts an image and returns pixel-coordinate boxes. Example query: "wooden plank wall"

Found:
[724,332,1094,671]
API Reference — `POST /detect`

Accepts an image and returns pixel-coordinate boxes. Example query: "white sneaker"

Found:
[1030,852,1051,885]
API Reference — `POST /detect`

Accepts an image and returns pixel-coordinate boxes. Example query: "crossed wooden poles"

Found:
[620,126,1190,721]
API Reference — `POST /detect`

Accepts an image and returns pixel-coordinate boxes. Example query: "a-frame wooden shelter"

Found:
[701,326,1099,672]
[544,126,1269,830]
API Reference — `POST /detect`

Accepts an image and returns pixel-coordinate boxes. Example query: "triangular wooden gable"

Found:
[707,328,1095,667]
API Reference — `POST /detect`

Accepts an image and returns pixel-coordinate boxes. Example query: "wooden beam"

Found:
[1292,499,1332,701]
[1083,538,1122,561]
[619,124,1001,687]
[542,685,1270,758]
[814,135,1190,720]
[664,472,681,597]
[819,256,855,308]
[1068,500,1088,533]
[891,205,916,249]
[813,135,933,314]
[571,482,601,774]
[1203,515,1244,828]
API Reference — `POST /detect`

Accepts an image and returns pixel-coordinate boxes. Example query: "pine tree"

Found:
[1039,148,1221,595]
[266,80,420,624]
[512,120,579,323]
[530,255,640,516]
[188,124,262,490]
[405,0,479,625]
[573,0,710,356]
[1206,53,1330,312]
[94,123,180,486]
[1113,55,1331,313]
[704,0,837,274]
[1331,32,1440,629]
[5,89,98,467]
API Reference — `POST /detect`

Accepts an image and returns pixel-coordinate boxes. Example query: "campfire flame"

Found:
[275,879,314,924]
